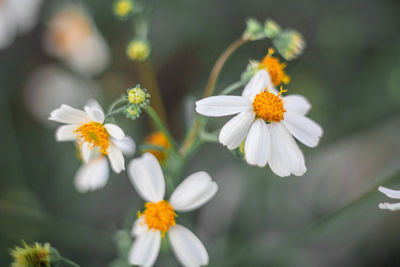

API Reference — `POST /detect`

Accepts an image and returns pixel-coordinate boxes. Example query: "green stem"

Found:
[59,256,80,267]
[220,80,244,95]
[107,97,128,115]
[106,106,126,118]
[144,106,178,151]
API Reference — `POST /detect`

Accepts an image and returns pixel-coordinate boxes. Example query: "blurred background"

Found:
[1,0,400,266]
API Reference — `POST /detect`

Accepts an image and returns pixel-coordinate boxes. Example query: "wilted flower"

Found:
[126,39,150,61]
[44,6,110,77]
[128,153,218,267]
[143,131,171,163]
[378,186,400,211]
[0,0,43,49]
[49,99,129,174]
[10,242,55,267]
[196,69,323,177]
[273,29,305,61]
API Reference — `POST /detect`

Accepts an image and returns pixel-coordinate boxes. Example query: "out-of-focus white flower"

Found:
[24,65,99,124]
[196,69,323,177]
[0,0,43,49]
[378,186,400,211]
[44,5,110,77]
[127,153,218,267]
[49,99,128,174]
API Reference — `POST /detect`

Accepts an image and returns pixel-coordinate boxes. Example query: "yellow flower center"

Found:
[74,122,109,154]
[252,87,286,122]
[139,200,176,236]
[128,88,146,104]
[143,131,171,163]
[259,48,290,86]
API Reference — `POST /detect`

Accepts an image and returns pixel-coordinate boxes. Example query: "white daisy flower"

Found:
[49,99,128,174]
[74,135,135,193]
[196,69,323,177]
[378,186,400,211]
[128,153,218,267]
[0,0,43,49]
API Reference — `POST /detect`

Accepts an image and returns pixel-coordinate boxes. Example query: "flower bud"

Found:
[273,29,305,61]
[243,18,264,40]
[126,39,150,61]
[11,242,60,267]
[264,19,281,38]
[113,0,134,18]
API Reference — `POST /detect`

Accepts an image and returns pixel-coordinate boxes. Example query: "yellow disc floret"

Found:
[139,200,176,236]
[128,88,147,104]
[74,122,110,154]
[259,48,290,86]
[252,87,287,122]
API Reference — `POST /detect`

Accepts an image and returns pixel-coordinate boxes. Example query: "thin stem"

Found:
[106,106,126,118]
[59,257,80,267]
[144,106,178,151]
[220,80,244,95]
[107,97,128,115]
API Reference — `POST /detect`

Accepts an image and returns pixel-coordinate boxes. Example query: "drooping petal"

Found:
[169,225,209,267]
[244,119,270,167]
[81,142,93,164]
[169,171,218,212]
[131,217,148,237]
[379,202,400,211]
[242,69,272,99]
[84,105,105,123]
[283,112,323,148]
[283,95,311,115]
[104,123,125,140]
[128,230,161,267]
[55,124,78,141]
[127,153,165,202]
[219,110,255,150]
[378,186,400,199]
[74,157,109,193]
[107,143,125,173]
[195,96,252,117]
[113,136,136,156]
[268,123,306,177]
[85,99,104,114]
[49,104,90,124]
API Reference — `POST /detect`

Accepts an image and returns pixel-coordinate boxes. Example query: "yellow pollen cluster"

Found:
[252,87,286,122]
[259,48,290,86]
[143,131,171,163]
[74,122,110,154]
[139,200,176,236]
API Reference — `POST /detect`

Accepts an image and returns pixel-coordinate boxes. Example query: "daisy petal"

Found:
[128,153,165,202]
[55,124,78,141]
[49,104,90,124]
[86,99,104,114]
[268,123,306,177]
[242,69,272,99]
[378,186,400,199]
[379,202,400,211]
[84,105,105,123]
[219,110,255,150]
[169,171,218,212]
[74,157,109,193]
[195,96,252,117]
[283,112,323,148]
[131,217,148,237]
[128,230,161,267]
[169,225,209,267]
[283,95,311,115]
[244,119,270,167]
[105,124,125,140]
[107,144,125,173]
[112,136,136,156]
[81,142,92,164]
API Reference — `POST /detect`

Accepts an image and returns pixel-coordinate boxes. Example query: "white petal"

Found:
[74,157,109,193]
[169,225,209,267]
[127,153,165,202]
[85,99,104,114]
[131,217,148,237]
[283,95,311,115]
[104,124,125,140]
[49,104,90,124]
[81,142,93,164]
[268,123,306,177]
[195,96,252,117]
[170,172,218,212]
[128,230,161,267]
[112,136,136,156]
[84,105,105,123]
[107,144,125,173]
[378,186,400,199]
[379,202,400,211]
[219,110,255,150]
[55,124,78,141]
[242,69,272,99]
[244,119,270,167]
[283,112,323,147]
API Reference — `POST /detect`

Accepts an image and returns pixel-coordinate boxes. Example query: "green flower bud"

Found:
[273,29,306,61]
[113,0,134,18]
[264,19,281,38]
[126,39,150,61]
[243,18,265,40]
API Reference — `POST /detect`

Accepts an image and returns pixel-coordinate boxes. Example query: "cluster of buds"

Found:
[243,18,305,61]
[124,85,150,119]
